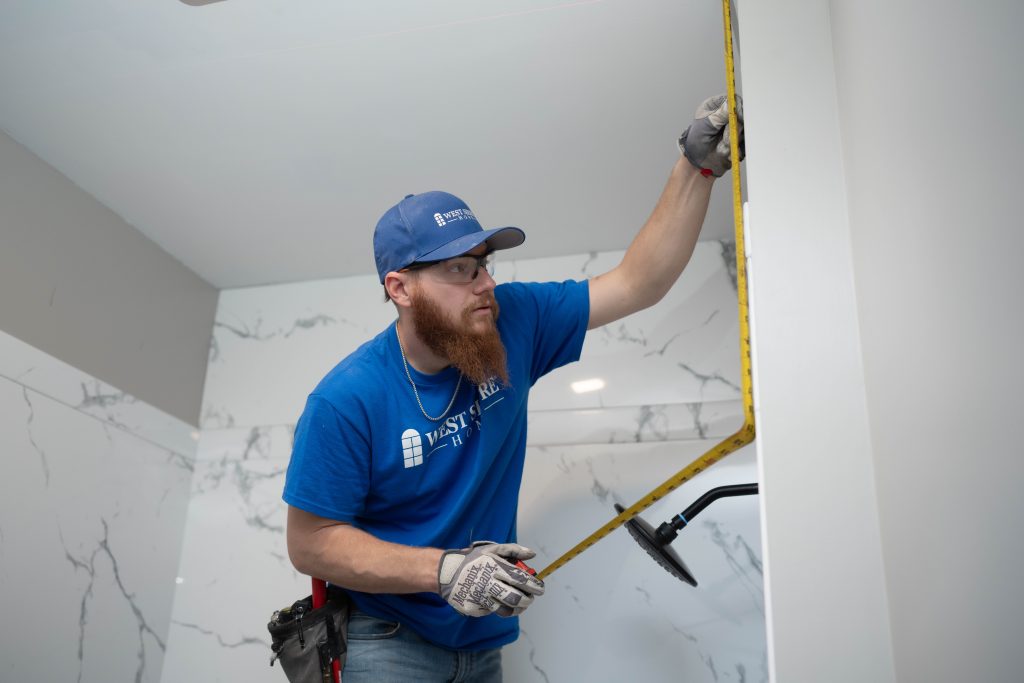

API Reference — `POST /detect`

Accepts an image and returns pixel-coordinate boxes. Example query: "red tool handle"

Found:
[311,578,341,683]
[515,560,537,575]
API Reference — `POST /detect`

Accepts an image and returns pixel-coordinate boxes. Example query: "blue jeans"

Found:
[342,609,503,683]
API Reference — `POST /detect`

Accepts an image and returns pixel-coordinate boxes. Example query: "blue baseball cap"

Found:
[373,191,526,283]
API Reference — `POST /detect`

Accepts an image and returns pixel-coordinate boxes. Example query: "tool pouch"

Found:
[268,585,349,682]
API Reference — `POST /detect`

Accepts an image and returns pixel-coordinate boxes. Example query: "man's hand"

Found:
[678,94,745,177]
[438,541,545,617]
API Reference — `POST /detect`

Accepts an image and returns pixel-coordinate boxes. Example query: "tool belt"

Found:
[268,585,349,682]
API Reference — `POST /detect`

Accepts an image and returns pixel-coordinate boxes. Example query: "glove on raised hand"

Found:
[438,541,545,618]
[678,94,745,177]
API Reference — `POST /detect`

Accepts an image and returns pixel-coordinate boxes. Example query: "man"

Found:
[284,96,743,681]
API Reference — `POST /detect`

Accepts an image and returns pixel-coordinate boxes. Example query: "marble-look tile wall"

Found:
[163,242,765,682]
[0,330,197,683]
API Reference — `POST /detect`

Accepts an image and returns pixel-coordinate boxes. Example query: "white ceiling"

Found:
[0,0,736,288]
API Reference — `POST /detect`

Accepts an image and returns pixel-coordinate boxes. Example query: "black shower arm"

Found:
[655,483,759,545]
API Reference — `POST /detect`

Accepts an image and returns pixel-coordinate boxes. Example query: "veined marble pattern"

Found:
[508,441,764,683]
[160,427,307,682]
[526,399,744,446]
[200,276,395,430]
[0,330,199,456]
[166,242,764,682]
[0,337,196,683]
[505,244,742,412]
[200,243,741,430]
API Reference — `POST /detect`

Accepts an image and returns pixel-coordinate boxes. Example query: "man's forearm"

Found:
[621,158,714,306]
[588,158,714,329]
[287,508,443,594]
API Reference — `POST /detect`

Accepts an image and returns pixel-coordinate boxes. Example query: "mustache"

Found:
[462,294,499,323]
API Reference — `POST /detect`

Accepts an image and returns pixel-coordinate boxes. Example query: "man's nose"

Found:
[473,267,497,293]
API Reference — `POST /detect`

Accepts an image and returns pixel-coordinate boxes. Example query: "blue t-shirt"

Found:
[283,280,590,651]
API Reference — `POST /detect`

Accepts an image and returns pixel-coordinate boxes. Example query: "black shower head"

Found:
[615,503,697,586]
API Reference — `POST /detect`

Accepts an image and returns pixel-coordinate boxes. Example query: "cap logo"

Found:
[433,208,476,228]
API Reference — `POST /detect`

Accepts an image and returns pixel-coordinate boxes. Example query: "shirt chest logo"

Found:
[400,429,424,468]
[398,378,507,469]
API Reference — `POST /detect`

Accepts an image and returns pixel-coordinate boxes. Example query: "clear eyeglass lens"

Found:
[435,254,494,283]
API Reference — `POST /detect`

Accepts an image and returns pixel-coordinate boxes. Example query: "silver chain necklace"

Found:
[395,324,463,422]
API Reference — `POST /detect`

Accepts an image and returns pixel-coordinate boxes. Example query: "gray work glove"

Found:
[678,94,745,177]
[437,541,545,618]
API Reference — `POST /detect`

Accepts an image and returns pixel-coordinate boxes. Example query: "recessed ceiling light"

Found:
[571,378,605,394]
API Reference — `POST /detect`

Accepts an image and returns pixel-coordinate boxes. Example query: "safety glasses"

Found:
[403,253,495,284]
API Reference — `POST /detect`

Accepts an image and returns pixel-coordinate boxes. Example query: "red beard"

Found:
[409,288,509,387]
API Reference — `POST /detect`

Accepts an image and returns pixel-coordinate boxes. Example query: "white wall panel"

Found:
[0,330,196,682]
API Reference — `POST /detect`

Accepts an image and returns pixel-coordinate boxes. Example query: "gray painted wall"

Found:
[0,130,218,426]
[742,0,1023,679]
[832,1,1024,680]
[740,1,895,680]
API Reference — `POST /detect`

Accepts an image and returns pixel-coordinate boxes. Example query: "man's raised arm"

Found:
[588,95,743,330]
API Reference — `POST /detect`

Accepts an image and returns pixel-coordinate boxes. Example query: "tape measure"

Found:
[537,0,753,581]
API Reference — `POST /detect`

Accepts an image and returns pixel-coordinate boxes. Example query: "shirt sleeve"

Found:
[283,394,371,522]
[498,279,590,385]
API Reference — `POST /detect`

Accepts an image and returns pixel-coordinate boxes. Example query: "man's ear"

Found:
[384,271,415,307]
